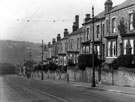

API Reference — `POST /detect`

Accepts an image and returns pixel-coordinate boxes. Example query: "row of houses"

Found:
[44,0,135,68]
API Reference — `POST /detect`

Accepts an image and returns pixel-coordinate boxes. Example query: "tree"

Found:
[133,11,135,29]
[118,17,127,36]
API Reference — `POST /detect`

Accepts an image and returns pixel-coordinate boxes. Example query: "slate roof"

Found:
[110,0,135,13]
[69,27,83,36]
[83,0,135,25]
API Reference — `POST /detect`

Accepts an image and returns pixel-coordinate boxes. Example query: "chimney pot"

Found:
[85,14,91,22]
[52,38,56,44]
[64,29,68,38]
[57,34,61,41]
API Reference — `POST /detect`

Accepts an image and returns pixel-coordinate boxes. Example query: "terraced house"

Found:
[104,0,135,63]
[44,0,135,67]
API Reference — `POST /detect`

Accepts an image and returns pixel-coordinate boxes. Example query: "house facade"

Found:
[43,0,135,66]
[104,0,135,63]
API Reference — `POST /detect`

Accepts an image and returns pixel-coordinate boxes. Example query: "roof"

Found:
[83,11,105,25]
[95,11,105,19]
[83,0,135,25]
[69,27,83,36]
[110,0,135,13]
[61,36,68,40]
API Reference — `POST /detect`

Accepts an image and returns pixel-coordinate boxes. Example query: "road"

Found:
[0,75,135,102]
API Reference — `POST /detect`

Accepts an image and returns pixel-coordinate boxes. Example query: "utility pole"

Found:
[91,5,96,87]
[28,51,32,68]
[41,40,44,80]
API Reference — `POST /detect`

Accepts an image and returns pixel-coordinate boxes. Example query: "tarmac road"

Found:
[0,75,135,102]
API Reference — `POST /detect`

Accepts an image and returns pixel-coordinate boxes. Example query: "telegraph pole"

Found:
[28,51,32,68]
[91,5,96,87]
[41,40,44,80]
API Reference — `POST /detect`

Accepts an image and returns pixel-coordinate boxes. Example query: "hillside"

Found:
[0,40,42,64]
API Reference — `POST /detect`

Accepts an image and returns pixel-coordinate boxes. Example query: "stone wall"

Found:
[32,67,135,87]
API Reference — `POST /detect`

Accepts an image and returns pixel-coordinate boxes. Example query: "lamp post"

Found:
[91,5,96,87]
[41,40,44,80]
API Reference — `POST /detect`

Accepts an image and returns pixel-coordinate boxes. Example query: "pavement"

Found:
[31,76,135,95]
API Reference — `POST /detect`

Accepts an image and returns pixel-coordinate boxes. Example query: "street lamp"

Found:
[91,5,96,87]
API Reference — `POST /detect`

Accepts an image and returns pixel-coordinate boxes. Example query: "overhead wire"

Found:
[30,0,86,43]
[16,0,90,43]
[15,0,46,40]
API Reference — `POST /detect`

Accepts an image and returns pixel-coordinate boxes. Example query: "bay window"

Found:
[123,39,134,55]
[107,40,117,57]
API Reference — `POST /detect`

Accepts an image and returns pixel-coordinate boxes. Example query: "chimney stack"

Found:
[72,15,79,32]
[85,14,91,22]
[48,42,51,47]
[64,29,69,38]
[104,0,113,14]
[75,15,79,29]
[57,34,61,41]
[52,38,56,44]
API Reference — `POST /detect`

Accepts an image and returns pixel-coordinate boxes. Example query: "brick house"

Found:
[67,15,83,64]
[104,0,135,63]
[82,12,105,60]
[51,38,58,64]
[44,0,135,67]
[81,0,135,64]
[44,42,52,64]
[68,27,83,64]
[58,29,69,67]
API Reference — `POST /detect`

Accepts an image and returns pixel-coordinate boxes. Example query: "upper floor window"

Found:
[77,38,80,49]
[112,18,116,33]
[80,37,82,43]
[61,43,63,51]
[102,24,105,37]
[65,42,68,51]
[96,25,100,38]
[70,39,73,49]
[129,13,133,30]
[106,19,109,33]
[86,28,89,40]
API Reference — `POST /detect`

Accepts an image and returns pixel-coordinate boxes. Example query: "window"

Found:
[108,41,111,57]
[80,37,82,43]
[61,43,63,51]
[94,45,100,57]
[112,18,116,33]
[129,13,133,30]
[86,46,89,54]
[86,28,89,40]
[102,24,105,37]
[96,25,100,38]
[123,39,134,55]
[112,41,116,57]
[107,40,117,57]
[71,39,73,49]
[65,42,68,51]
[106,19,109,33]
[123,39,128,55]
[77,38,79,49]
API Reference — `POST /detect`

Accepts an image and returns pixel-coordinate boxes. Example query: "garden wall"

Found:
[32,67,135,87]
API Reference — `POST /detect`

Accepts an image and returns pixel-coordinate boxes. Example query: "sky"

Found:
[0,0,125,43]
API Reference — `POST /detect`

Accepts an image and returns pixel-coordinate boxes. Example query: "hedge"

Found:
[78,54,103,70]
[111,54,135,70]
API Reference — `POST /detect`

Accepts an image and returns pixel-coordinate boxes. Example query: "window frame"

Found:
[112,18,116,33]
[96,25,100,38]
[129,13,133,30]
[107,40,117,57]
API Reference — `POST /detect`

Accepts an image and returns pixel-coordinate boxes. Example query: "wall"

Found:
[32,67,135,87]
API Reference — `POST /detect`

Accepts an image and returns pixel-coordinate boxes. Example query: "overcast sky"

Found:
[0,0,125,43]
